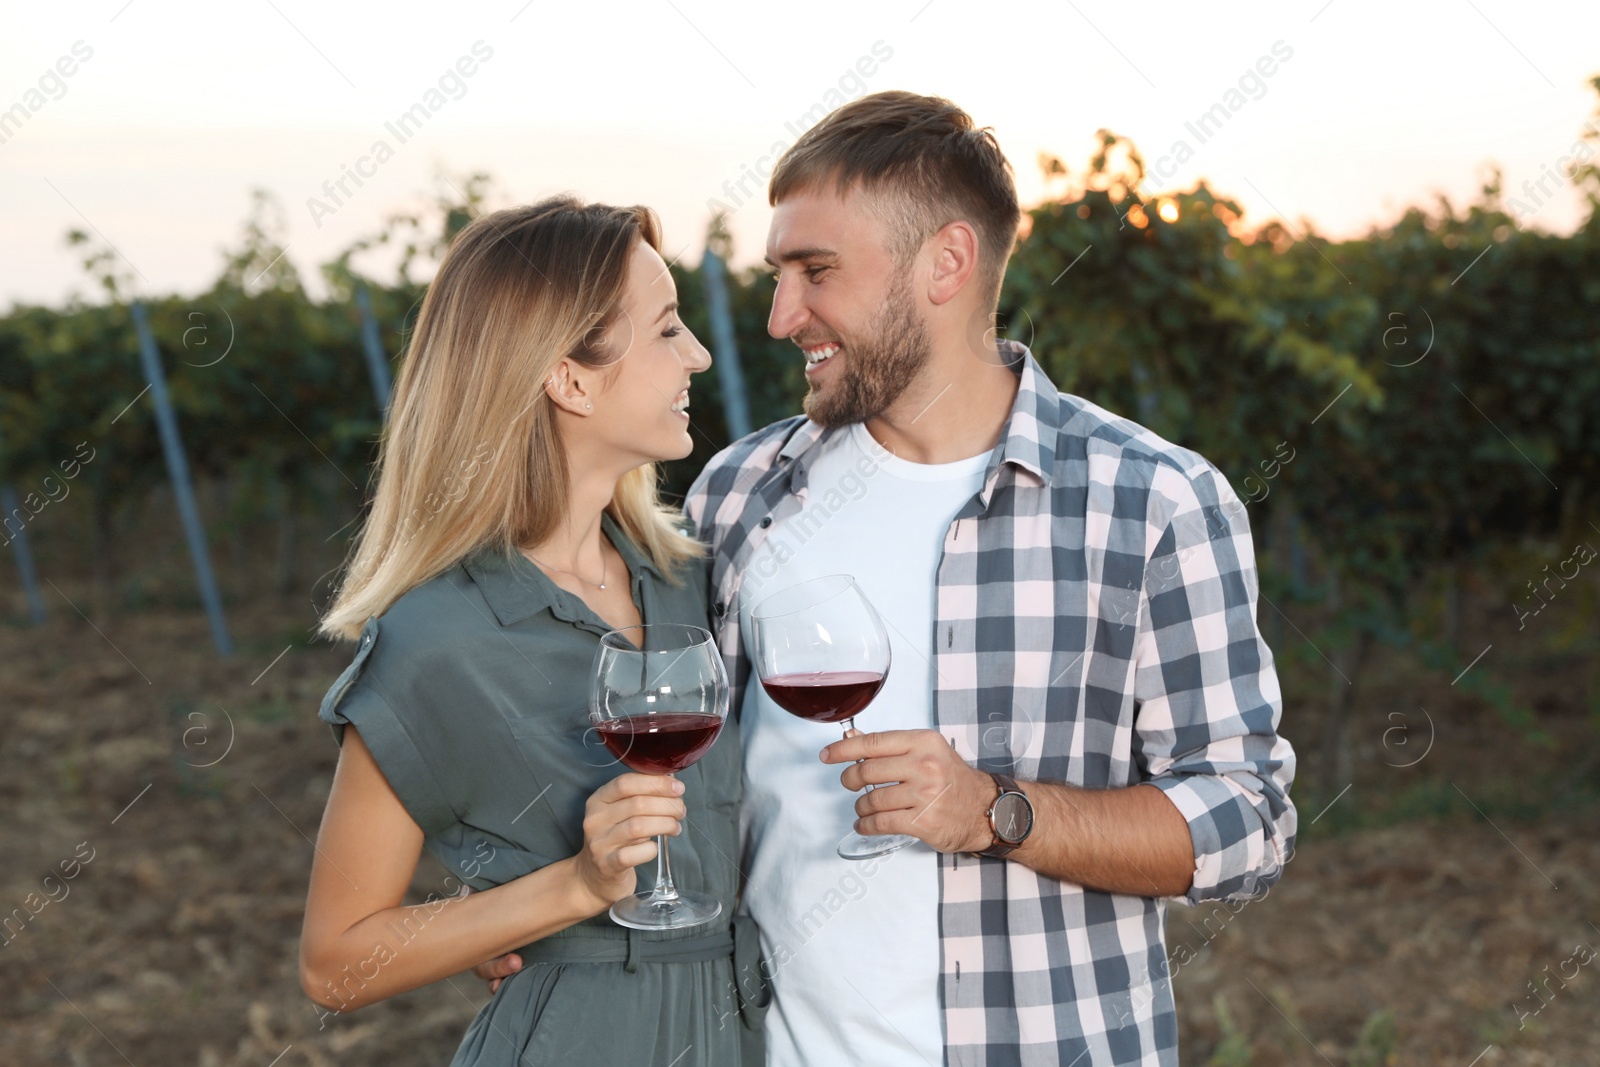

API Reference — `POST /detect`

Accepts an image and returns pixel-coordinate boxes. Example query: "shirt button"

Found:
[714,600,727,617]
[759,517,772,528]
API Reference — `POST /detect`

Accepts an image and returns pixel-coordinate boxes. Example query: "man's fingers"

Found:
[839,754,923,791]
[472,952,522,982]
[855,810,915,839]
[820,728,920,765]
[854,781,917,817]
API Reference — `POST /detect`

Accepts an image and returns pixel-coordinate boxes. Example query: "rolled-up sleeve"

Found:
[317,615,459,838]
[1132,460,1297,905]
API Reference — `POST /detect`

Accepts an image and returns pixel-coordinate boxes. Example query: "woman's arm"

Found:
[299,726,684,1013]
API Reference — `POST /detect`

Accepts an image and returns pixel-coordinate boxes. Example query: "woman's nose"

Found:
[685,331,712,373]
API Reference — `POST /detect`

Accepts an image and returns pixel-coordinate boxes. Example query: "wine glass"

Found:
[750,574,916,861]
[590,623,728,930]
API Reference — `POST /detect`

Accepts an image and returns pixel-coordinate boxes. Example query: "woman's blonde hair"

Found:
[317,195,703,643]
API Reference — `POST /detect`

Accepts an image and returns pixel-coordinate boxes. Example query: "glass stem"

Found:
[654,835,680,901]
[845,718,879,800]
[653,772,681,902]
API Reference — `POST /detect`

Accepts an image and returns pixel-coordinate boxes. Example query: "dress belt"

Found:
[510,914,771,1032]
[514,923,732,968]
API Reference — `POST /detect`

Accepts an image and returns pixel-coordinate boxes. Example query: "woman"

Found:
[301,196,766,1065]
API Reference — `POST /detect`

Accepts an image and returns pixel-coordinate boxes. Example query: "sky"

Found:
[1,0,1596,307]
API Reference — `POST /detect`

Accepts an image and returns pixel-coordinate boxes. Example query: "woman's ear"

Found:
[544,360,595,415]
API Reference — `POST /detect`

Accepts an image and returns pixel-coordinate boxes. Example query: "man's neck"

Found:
[862,341,1020,464]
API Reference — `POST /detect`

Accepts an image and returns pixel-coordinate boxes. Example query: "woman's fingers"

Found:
[591,771,684,805]
[582,781,686,845]
[614,840,659,869]
[571,773,691,910]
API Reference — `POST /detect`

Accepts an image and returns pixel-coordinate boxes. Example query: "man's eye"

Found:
[806,267,828,281]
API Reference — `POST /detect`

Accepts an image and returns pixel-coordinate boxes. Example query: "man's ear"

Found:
[925,219,980,307]
[544,359,595,415]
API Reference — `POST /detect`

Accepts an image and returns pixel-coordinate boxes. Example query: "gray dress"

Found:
[317,513,768,1066]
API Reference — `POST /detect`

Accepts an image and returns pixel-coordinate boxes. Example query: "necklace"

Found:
[524,547,608,590]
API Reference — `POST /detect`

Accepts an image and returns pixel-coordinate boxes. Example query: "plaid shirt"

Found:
[684,341,1297,1067]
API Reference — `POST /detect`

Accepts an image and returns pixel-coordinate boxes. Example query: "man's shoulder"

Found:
[1052,391,1225,504]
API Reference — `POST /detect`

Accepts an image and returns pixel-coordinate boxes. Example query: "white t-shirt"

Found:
[737,422,992,1067]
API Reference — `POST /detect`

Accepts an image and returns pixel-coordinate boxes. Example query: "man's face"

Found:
[764,183,933,428]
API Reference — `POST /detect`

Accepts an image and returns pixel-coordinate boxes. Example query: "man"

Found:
[478,91,1295,1066]
[682,91,1296,1067]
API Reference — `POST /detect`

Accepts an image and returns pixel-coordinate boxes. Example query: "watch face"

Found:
[994,792,1032,844]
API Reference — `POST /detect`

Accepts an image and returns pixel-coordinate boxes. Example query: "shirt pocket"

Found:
[503,710,621,861]
[688,713,742,817]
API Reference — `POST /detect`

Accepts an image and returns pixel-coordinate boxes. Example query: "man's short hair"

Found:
[769,90,1022,310]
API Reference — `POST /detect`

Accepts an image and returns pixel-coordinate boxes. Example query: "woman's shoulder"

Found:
[384,555,494,633]
[326,554,508,702]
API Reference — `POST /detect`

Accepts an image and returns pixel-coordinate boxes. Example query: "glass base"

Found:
[837,830,917,861]
[609,891,722,931]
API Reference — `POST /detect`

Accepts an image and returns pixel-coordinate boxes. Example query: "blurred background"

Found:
[2,2,1597,1065]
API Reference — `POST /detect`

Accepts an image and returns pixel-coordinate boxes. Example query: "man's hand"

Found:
[820,729,996,854]
[472,951,523,994]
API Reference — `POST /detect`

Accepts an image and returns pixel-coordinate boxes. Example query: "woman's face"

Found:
[579,239,712,466]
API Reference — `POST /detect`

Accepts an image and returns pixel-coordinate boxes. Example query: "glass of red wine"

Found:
[590,623,728,930]
[750,574,916,861]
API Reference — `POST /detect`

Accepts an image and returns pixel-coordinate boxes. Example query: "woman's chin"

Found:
[636,427,696,465]
[667,428,696,461]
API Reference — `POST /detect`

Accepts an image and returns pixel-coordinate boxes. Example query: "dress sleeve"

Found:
[318,615,459,837]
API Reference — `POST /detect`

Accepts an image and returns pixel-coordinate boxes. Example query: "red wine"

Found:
[595,713,724,774]
[759,670,886,723]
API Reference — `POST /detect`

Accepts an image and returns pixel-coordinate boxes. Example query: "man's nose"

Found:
[767,274,806,340]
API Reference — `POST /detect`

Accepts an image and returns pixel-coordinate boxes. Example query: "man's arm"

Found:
[1130,460,1297,903]
[824,731,1194,896]
[823,459,1296,902]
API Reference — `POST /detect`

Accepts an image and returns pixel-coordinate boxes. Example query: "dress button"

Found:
[759,517,772,528]
[714,600,727,617]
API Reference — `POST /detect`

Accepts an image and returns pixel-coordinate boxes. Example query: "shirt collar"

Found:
[462,511,660,627]
[987,339,1060,490]
[777,418,832,462]
[770,339,1061,489]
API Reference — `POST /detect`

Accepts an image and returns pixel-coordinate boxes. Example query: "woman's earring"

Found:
[585,402,593,410]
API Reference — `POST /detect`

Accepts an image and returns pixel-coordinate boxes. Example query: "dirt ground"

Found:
[1,582,1596,1067]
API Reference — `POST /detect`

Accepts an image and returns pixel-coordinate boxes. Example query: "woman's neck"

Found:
[524,464,617,574]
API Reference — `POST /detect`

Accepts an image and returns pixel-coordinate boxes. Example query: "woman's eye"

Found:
[663,325,683,338]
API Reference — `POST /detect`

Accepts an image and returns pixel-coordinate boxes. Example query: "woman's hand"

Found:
[570,773,686,915]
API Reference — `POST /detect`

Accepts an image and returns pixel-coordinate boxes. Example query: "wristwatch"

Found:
[978,772,1034,859]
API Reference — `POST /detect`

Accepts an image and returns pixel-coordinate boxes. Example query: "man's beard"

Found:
[802,269,932,429]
